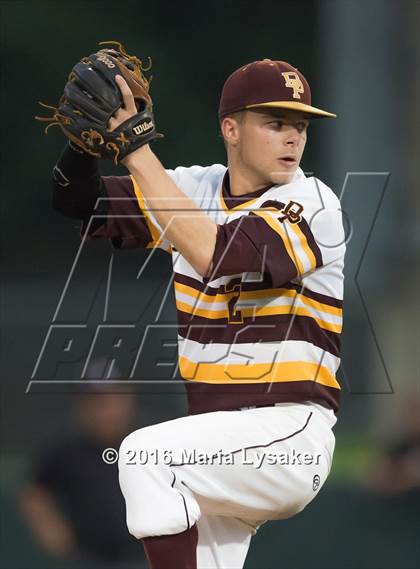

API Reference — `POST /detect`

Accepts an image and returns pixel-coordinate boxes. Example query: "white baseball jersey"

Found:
[85,164,345,568]
[89,164,345,414]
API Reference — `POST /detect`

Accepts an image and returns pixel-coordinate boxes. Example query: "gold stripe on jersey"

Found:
[130,175,170,251]
[239,288,342,317]
[175,281,342,317]
[288,220,317,271]
[178,356,340,389]
[252,210,305,276]
[176,298,342,333]
[176,300,228,320]
[255,207,319,274]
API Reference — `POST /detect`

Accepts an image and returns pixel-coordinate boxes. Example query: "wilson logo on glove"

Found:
[133,120,154,135]
[35,41,163,164]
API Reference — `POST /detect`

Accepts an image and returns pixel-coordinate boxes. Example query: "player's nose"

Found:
[283,124,301,145]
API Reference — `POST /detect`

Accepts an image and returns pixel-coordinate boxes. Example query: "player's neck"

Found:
[227,166,272,197]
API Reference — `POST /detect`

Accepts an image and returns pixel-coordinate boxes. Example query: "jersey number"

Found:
[225,279,243,324]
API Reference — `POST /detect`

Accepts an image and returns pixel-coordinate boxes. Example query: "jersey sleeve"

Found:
[209,199,345,287]
[86,164,222,252]
[85,174,172,253]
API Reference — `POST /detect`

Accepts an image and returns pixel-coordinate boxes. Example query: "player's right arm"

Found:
[207,193,346,289]
[52,142,171,251]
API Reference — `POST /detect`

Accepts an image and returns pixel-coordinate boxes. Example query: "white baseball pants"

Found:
[118,401,336,568]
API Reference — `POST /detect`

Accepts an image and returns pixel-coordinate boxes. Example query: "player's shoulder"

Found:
[167,163,226,186]
[310,176,341,209]
[259,170,341,212]
[165,164,226,204]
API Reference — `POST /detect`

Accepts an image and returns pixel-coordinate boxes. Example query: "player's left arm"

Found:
[113,75,217,276]
[124,145,217,274]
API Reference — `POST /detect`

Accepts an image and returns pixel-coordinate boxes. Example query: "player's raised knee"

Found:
[118,427,158,467]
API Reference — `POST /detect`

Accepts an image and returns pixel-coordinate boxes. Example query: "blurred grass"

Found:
[329,434,380,484]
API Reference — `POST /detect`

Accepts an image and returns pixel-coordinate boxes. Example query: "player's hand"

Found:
[36,44,162,163]
[108,75,137,132]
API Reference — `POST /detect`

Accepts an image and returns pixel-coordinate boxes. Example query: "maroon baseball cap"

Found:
[218,59,336,119]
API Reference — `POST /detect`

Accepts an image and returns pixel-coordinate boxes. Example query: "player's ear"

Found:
[220,115,241,147]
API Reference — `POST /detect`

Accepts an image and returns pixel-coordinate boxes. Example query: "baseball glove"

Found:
[36,41,163,163]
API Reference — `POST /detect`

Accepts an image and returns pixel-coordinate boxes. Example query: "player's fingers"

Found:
[116,75,137,115]
[108,108,129,131]
[108,115,118,132]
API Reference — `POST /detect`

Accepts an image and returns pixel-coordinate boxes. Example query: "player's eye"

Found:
[296,122,308,133]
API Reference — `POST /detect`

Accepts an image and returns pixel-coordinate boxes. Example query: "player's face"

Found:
[237,109,310,186]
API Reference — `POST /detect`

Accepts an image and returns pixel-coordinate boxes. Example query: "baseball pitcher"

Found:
[38,43,345,569]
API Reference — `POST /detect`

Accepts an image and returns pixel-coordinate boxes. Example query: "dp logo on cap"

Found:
[281,71,304,99]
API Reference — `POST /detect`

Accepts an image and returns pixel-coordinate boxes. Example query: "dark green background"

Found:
[1,1,419,568]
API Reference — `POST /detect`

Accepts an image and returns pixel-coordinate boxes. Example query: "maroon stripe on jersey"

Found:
[287,283,343,308]
[185,381,340,414]
[177,271,279,294]
[86,175,152,249]
[174,272,343,309]
[258,199,285,210]
[278,282,343,308]
[177,311,341,357]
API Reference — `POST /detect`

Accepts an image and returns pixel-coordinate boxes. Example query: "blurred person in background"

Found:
[368,394,420,495]
[19,370,147,569]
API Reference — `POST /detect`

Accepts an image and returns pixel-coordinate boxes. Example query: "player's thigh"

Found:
[176,433,332,520]
[119,403,334,519]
